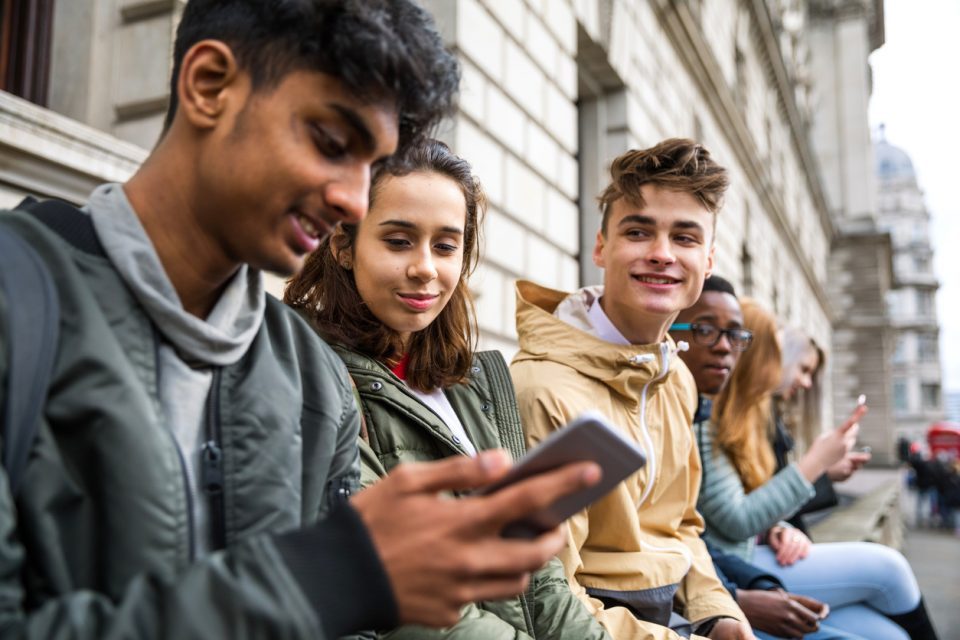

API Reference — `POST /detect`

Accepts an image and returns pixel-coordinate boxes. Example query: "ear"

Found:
[592,229,606,269]
[330,227,353,269]
[704,243,716,279]
[176,40,243,130]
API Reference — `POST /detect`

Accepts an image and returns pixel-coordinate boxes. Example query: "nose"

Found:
[647,233,676,265]
[713,332,733,354]
[407,246,438,282]
[324,164,371,224]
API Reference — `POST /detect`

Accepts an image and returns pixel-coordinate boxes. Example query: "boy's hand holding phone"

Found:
[475,411,647,538]
[352,450,602,628]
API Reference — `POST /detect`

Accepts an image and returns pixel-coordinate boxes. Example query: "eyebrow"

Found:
[378,219,464,235]
[330,104,376,154]
[694,313,743,327]
[673,220,705,234]
[617,214,705,234]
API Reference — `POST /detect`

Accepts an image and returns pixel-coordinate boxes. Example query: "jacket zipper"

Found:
[153,329,197,561]
[632,342,693,568]
[632,342,672,508]
[201,367,226,551]
[519,590,537,638]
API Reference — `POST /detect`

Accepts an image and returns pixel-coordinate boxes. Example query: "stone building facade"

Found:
[1,0,900,458]
[806,0,898,462]
[874,137,945,442]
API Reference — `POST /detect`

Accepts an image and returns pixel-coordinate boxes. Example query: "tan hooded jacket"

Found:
[510,281,744,639]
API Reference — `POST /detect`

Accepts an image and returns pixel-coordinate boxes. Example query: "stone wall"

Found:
[4,0,873,434]
[828,231,897,463]
[425,0,834,363]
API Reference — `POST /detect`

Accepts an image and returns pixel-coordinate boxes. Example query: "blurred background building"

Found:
[874,132,945,442]
[3,0,946,463]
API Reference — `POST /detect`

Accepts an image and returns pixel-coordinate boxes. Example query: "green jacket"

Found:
[333,345,612,640]
[0,208,396,638]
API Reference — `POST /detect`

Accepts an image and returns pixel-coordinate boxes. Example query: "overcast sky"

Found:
[868,0,960,393]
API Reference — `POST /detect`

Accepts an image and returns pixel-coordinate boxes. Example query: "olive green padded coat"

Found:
[333,344,613,640]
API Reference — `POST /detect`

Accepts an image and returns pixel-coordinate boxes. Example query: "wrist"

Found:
[797,455,827,482]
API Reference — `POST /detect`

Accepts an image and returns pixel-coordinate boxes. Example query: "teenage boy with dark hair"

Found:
[511,139,751,639]
[0,2,598,637]
[674,276,858,640]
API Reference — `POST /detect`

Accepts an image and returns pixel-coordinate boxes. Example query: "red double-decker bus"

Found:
[928,422,960,458]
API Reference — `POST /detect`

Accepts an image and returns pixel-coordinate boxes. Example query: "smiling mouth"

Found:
[632,275,681,285]
[399,292,439,301]
[398,292,439,311]
[295,212,330,239]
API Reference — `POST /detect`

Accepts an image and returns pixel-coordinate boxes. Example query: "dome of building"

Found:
[874,138,917,184]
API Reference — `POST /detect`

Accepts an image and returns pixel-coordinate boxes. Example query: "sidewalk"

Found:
[902,526,959,639]
[827,468,960,639]
[896,471,960,639]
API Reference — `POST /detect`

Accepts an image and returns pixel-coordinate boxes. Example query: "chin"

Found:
[257,253,303,278]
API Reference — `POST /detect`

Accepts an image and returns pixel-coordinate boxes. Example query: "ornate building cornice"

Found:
[807,0,885,52]
[651,0,832,315]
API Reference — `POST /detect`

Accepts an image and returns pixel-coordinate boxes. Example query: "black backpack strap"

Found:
[0,226,60,494]
[475,351,526,462]
[15,197,105,257]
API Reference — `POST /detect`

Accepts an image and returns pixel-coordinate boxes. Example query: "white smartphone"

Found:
[476,410,647,538]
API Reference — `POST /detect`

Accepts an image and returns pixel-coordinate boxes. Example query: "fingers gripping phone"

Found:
[477,411,647,538]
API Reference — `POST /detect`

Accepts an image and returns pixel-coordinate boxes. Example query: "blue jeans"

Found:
[752,542,920,640]
[755,622,867,640]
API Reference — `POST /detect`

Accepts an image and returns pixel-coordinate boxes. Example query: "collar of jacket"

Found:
[513,280,686,401]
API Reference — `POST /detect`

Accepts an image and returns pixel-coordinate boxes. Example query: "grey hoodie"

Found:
[87,183,265,555]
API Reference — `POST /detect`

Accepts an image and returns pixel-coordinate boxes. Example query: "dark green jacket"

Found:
[334,345,612,640]
[0,208,396,638]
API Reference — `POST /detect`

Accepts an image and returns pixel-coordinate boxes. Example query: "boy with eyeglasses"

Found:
[511,139,752,639]
[672,277,878,640]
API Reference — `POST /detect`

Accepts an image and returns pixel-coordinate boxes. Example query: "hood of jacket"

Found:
[87,183,264,367]
[513,280,688,402]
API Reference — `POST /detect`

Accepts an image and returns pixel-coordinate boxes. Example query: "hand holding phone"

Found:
[476,411,647,538]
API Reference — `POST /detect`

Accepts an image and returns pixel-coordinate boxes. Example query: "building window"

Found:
[916,290,935,317]
[733,46,746,112]
[892,335,908,364]
[913,253,931,273]
[918,333,938,362]
[740,243,754,296]
[921,383,940,411]
[0,0,55,106]
[893,380,909,414]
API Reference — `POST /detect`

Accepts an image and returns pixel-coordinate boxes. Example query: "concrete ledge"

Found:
[0,91,146,204]
[809,478,904,549]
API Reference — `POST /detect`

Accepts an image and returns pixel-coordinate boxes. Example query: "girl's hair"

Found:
[711,298,782,492]
[777,326,825,447]
[284,139,485,391]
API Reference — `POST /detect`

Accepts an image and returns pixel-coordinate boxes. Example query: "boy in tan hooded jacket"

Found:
[511,140,751,640]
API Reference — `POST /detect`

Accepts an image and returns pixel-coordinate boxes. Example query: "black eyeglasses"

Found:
[670,323,753,351]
